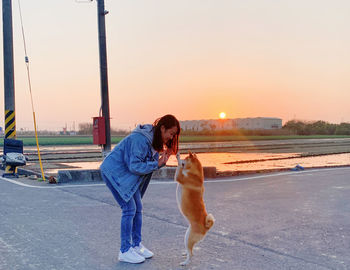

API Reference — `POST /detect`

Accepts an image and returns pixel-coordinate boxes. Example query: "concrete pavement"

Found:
[1,167,350,270]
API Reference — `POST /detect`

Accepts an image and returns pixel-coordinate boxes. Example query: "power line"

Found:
[17,0,46,181]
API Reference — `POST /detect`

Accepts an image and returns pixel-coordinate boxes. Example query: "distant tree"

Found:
[110,128,129,136]
[283,120,307,135]
[309,121,336,135]
[283,120,349,135]
[335,123,350,135]
[77,122,129,136]
[78,123,93,135]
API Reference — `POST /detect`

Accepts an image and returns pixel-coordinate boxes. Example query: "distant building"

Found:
[180,117,282,131]
[59,127,77,135]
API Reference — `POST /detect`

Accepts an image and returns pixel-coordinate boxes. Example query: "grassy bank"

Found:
[2,134,350,146]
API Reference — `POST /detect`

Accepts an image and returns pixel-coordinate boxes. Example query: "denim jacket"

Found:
[100,124,159,202]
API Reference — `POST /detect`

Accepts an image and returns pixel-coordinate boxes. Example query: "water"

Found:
[157,153,350,172]
[45,152,350,174]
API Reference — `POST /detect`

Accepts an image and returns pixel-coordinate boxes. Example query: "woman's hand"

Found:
[158,151,170,167]
[165,147,174,156]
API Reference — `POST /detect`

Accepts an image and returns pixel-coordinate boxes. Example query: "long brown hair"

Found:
[152,114,180,153]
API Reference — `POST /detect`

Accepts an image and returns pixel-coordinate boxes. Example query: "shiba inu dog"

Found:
[175,151,215,266]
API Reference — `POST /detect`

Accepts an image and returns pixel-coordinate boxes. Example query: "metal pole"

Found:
[96,0,111,153]
[2,0,16,139]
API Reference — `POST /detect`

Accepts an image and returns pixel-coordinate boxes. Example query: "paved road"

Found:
[1,167,350,270]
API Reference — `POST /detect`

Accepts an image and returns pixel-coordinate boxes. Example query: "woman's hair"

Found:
[152,114,180,153]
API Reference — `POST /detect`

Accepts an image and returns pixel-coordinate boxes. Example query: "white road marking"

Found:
[1,167,349,189]
[0,177,105,189]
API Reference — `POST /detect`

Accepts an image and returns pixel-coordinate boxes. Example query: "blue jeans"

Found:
[102,175,143,253]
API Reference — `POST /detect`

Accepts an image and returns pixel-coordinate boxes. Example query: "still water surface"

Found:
[53,152,350,173]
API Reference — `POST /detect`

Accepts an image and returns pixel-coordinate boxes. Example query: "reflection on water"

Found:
[201,153,350,172]
[46,152,350,174]
[167,153,350,172]
[166,153,300,168]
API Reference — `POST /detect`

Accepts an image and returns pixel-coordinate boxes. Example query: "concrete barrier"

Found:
[152,166,217,179]
[57,169,103,183]
[57,166,216,183]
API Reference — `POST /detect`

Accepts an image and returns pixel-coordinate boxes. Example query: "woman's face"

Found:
[161,125,178,144]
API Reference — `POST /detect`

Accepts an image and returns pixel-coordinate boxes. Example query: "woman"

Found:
[100,114,180,264]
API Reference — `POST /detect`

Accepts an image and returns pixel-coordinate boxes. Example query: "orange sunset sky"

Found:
[0,0,349,131]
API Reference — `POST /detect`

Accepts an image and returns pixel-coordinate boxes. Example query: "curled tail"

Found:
[205,213,215,229]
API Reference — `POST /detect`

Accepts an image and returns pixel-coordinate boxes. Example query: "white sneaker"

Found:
[118,247,145,264]
[133,243,154,259]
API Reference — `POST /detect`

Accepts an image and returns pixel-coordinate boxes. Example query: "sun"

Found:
[219,112,226,119]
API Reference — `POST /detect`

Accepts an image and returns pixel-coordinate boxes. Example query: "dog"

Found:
[175,151,215,266]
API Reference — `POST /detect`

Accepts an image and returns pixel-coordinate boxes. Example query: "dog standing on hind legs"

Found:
[175,151,215,266]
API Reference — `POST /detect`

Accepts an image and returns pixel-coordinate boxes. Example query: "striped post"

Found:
[3,0,16,174]
[5,109,16,138]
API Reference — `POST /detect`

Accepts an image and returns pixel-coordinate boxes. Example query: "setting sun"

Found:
[219,112,226,119]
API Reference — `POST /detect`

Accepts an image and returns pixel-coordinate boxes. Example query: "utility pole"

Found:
[96,0,111,153]
[2,0,17,175]
[2,0,16,140]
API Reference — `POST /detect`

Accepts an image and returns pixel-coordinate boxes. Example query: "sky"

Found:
[0,0,349,131]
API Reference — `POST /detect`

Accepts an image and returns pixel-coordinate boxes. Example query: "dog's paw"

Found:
[182,251,187,257]
[180,253,191,266]
[180,259,190,266]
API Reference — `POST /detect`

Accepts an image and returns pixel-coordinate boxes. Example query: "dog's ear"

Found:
[188,151,193,157]
[193,153,197,158]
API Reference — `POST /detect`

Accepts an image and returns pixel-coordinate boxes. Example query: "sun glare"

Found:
[219,112,226,119]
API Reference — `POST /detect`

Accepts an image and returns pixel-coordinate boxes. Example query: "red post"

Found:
[93,117,106,145]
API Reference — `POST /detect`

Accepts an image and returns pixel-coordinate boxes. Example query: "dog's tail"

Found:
[205,213,215,229]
